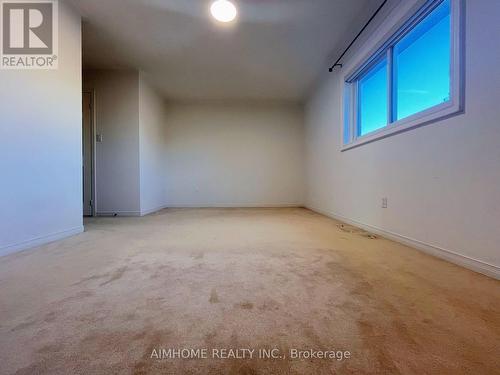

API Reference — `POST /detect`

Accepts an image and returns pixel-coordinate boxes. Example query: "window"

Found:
[394,0,451,120]
[343,0,463,150]
[358,57,388,136]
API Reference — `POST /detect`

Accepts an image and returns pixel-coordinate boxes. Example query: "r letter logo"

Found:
[1,0,58,69]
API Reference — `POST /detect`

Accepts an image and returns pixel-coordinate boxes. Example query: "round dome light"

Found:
[210,0,237,23]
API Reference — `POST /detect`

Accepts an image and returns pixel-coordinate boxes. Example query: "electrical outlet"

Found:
[382,197,388,208]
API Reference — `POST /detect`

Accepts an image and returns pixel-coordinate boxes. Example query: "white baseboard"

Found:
[0,226,84,258]
[307,206,500,280]
[98,205,303,216]
[140,205,169,216]
[163,203,303,209]
[96,211,141,217]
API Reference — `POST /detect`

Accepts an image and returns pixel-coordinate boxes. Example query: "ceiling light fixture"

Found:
[210,0,237,23]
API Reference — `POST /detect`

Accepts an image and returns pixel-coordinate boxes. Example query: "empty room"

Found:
[0,0,499,374]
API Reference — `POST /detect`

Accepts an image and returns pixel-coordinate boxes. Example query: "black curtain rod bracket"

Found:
[329,64,342,72]
[328,0,388,72]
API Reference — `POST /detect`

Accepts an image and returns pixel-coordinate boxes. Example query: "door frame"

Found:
[83,90,97,217]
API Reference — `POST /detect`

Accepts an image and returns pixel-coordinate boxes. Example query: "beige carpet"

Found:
[0,208,498,374]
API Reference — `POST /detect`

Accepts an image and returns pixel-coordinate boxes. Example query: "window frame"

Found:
[342,0,464,151]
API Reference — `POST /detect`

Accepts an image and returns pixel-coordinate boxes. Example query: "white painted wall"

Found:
[83,70,141,216]
[305,0,500,277]
[139,74,168,215]
[164,102,305,207]
[79,85,304,211]
[0,1,83,256]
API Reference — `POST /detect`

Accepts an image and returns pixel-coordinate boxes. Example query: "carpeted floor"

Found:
[0,208,498,374]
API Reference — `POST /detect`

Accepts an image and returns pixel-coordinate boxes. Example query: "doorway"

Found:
[82,91,95,216]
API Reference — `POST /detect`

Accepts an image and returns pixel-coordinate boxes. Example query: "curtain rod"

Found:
[329,0,388,72]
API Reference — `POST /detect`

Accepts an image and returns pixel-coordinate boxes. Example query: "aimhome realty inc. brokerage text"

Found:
[151,348,352,361]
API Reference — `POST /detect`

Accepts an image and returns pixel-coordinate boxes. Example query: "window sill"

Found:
[341,99,463,152]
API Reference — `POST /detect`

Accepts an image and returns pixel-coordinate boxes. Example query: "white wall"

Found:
[0,1,83,256]
[83,70,141,216]
[305,0,500,278]
[139,74,168,215]
[77,83,304,211]
[81,72,306,212]
[164,102,305,207]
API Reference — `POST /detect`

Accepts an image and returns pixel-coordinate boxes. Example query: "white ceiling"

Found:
[70,0,383,101]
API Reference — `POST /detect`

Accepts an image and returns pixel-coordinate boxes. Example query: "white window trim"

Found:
[341,0,465,151]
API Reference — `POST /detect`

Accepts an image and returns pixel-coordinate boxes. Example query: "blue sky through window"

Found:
[395,0,451,120]
[358,57,388,136]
